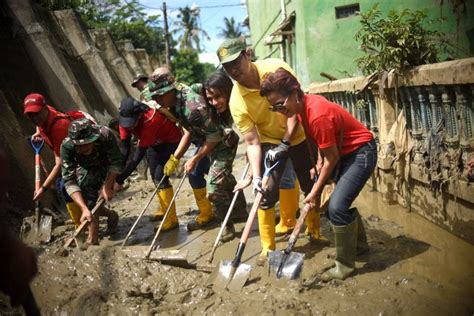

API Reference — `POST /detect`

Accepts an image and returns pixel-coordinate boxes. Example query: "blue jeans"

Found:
[280,159,297,189]
[327,140,377,226]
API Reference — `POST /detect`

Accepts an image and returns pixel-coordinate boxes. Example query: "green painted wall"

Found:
[247,0,474,86]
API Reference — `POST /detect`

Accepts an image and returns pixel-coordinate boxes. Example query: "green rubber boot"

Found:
[321,218,358,282]
[352,208,369,256]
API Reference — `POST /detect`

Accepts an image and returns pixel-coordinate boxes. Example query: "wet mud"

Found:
[2,151,474,315]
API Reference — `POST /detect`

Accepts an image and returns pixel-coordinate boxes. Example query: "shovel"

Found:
[121,174,167,247]
[63,198,105,249]
[209,155,280,291]
[21,137,52,244]
[145,172,187,259]
[207,162,250,264]
[267,204,311,279]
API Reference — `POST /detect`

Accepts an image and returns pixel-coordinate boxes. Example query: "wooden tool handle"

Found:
[63,198,105,248]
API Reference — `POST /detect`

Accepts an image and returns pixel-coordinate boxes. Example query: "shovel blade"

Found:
[208,260,252,291]
[20,215,52,244]
[268,250,305,280]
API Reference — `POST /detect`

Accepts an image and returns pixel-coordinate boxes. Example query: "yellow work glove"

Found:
[164,154,180,176]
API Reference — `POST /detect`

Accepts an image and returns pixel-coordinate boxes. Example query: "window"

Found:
[335,3,360,19]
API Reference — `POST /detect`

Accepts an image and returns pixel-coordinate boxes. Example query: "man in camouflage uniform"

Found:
[61,118,124,245]
[145,67,244,240]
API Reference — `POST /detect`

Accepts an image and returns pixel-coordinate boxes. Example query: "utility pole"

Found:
[163,2,171,69]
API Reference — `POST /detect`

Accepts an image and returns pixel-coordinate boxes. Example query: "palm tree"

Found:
[218,17,243,39]
[173,5,210,52]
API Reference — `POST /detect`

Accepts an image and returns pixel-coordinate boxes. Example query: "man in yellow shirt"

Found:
[217,38,322,264]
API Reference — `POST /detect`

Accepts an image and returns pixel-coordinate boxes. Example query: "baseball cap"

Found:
[23,93,47,114]
[131,74,148,88]
[147,74,176,97]
[68,118,100,145]
[216,38,246,64]
[119,97,148,128]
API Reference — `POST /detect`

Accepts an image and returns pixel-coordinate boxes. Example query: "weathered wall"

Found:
[116,40,146,77]
[0,0,158,212]
[247,0,474,86]
[308,58,474,244]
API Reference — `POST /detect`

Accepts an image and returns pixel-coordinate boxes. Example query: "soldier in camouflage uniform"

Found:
[146,67,240,240]
[61,118,124,245]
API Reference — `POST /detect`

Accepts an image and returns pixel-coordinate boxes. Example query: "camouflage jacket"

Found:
[61,125,124,196]
[169,83,223,143]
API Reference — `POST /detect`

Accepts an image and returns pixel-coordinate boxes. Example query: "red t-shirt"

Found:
[298,94,373,156]
[119,109,182,147]
[39,106,71,156]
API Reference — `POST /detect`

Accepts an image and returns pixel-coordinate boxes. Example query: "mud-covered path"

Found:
[2,149,474,315]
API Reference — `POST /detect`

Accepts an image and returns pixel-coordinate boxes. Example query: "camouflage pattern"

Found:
[169,83,223,144]
[61,125,124,209]
[68,118,100,145]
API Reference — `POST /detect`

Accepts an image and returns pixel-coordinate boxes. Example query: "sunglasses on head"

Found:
[269,95,289,112]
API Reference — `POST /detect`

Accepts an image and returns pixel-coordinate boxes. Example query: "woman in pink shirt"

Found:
[261,68,376,282]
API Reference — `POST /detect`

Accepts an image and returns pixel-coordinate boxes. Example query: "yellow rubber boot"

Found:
[187,187,214,231]
[257,207,276,266]
[66,202,81,228]
[157,187,178,231]
[276,185,299,236]
[149,194,165,222]
[305,207,321,241]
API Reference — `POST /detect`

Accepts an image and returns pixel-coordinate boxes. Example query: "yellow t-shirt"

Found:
[229,58,305,145]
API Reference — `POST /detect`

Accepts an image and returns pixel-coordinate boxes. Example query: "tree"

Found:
[171,49,214,85]
[355,5,452,75]
[172,6,210,52]
[218,17,243,39]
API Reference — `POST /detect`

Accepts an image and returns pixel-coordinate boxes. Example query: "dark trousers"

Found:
[260,140,314,209]
[328,139,377,225]
[147,143,179,189]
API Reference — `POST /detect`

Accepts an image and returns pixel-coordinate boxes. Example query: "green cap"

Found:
[216,38,246,64]
[68,118,100,145]
[146,74,176,98]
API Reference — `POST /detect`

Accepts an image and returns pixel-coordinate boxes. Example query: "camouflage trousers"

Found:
[208,142,247,223]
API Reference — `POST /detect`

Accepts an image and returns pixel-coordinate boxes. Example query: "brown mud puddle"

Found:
[2,153,474,315]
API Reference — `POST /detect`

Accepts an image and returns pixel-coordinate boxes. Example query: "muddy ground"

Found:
[2,147,474,315]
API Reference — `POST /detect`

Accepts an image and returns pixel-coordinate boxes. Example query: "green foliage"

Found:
[355,5,452,74]
[171,49,214,85]
[218,17,244,39]
[173,6,210,52]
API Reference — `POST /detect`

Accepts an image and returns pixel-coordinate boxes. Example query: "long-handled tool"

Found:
[63,198,105,249]
[207,163,250,264]
[268,204,311,279]
[145,172,187,259]
[21,137,53,244]
[121,175,167,247]
[209,155,280,291]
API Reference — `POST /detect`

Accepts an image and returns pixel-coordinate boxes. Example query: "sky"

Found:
[137,0,249,65]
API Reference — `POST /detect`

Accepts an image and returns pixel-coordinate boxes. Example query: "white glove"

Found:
[252,176,264,196]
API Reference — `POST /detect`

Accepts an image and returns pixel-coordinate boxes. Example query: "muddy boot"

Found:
[149,194,165,222]
[86,216,100,245]
[220,223,235,243]
[187,188,214,231]
[156,187,179,232]
[304,207,322,241]
[104,208,119,235]
[275,187,298,236]
[321,218,358,282]
[256,207,276,266]
[352,208,369,256]
[66,202,82,228]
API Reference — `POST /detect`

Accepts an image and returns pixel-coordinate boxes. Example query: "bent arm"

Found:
[309,145,339,198]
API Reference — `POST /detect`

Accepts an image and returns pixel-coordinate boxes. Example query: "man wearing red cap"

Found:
[23,93,92,226]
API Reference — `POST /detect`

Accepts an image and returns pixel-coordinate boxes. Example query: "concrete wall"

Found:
[0,0,156,212]
[308,58,474,244]
[116,40,146,77]
[247,0,474,86]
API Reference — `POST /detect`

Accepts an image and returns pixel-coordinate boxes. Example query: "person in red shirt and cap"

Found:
[261,68,376,282]
[115,97,183,231]
[23,93,92,226]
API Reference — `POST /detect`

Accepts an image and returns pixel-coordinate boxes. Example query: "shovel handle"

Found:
[208,163,250,263]
[121,174,167,247]
[146,172,187,258]
[63,198,105,248]
[285,204,312,252]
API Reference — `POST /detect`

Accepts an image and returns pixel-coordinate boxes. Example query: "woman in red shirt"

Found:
[261,68,377,282]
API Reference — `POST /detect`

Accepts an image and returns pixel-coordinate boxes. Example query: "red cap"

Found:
[23,93,46,114]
